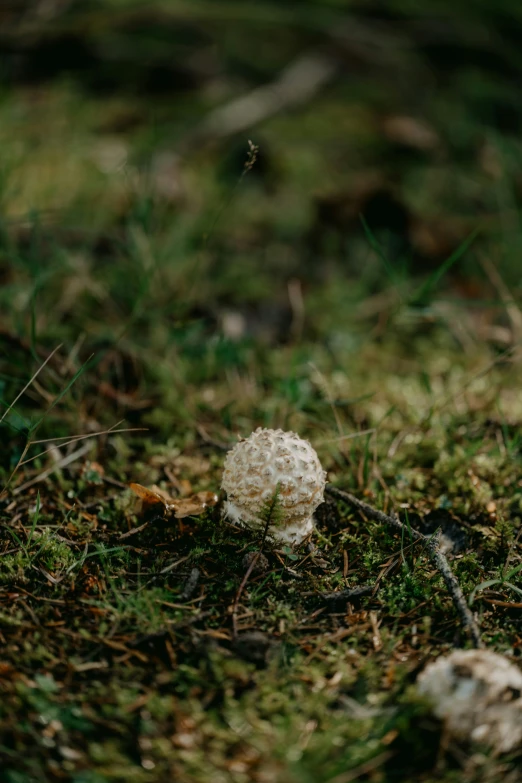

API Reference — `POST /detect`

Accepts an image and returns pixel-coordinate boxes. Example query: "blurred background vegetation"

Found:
[2,0,522,450]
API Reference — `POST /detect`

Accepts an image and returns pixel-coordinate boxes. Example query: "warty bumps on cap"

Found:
[221,427,326,545]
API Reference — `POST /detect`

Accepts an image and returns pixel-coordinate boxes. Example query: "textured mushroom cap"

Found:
[417,649,522,753]
[221,427,326,544]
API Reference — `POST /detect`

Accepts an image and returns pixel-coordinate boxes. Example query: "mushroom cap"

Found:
[221,427,326,544]
[417,649,522,753]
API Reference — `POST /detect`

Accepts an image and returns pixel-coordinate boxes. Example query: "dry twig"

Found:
[317,584,376,611]
[190,53,336,143]
[326,486,483,648]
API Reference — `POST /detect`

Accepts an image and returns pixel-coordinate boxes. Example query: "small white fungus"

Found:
[221,427,326,545]
[417,649,522,753]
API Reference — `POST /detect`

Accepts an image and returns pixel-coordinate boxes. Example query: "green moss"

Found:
[0,550,29,584]
[2,3,522,780]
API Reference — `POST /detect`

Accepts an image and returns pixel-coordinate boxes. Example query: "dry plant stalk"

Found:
[0,344,145,498]
[326,486,483,648]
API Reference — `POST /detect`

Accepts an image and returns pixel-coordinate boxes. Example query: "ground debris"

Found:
[315,584,376,611]
[327,486,483,648]
[417,649,522,753]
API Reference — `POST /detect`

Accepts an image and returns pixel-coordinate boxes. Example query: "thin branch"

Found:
[29,420,126,444]
[18,427,147,468]
[1,425,148,499]
[326,486,483,648]
[192,53,336,143]
[12,442,94,495]
[0,344,62,424]
[317,584,376,611]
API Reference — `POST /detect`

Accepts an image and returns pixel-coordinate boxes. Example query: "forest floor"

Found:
[1,3,522,781]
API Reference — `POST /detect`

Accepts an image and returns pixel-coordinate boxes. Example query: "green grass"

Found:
[2,1,522,781]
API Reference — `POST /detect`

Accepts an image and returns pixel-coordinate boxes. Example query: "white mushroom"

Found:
[417,649,522,753]
[221,427,326,545]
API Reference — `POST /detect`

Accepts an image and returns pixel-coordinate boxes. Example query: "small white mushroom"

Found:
[221,427,326,545]
[417,649,522,753]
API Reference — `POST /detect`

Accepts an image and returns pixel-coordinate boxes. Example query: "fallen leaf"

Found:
[129,483,167,509]
[172,491,219,518]
[129,483,218,519]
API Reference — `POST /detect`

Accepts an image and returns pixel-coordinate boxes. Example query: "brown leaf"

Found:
[192,491,219,507]
[150,484,174,503]
[128,483,218,519]
[171,491,219,519]
[129,483,166,508]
